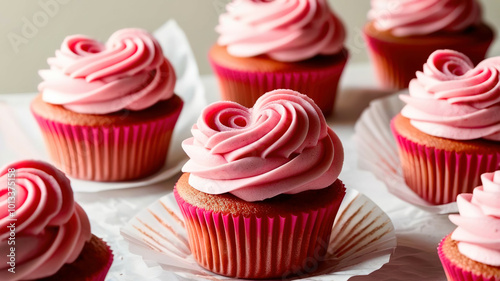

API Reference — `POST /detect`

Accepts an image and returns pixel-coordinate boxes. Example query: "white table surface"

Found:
[0,63,456,281]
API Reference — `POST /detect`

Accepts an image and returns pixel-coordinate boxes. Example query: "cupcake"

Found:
[364,0,495,90]
[174,89,346,279]
[391,49,500,205]
[209,0,348,116]
[0,160,113,280]
[438,170,500,281]
[32,28,183,182]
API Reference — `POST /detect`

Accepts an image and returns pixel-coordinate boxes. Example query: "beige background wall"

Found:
[0,0,499,94]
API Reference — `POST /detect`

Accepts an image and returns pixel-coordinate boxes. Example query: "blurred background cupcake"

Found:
[31,28,183,182]
[438,170,500,281]
[364,0,495,90]
[209,0,348,116]
[391,49,500,205]
[0,160,113,281]
[175,89,346,279]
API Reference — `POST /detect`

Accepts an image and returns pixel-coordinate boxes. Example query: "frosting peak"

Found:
[449,171,500,266]
[0,160,91,281]
[38,28,176,114]
[182,89,344,202]
[368,0,482,37]
[216,0,346,62]
[400,49,500,141]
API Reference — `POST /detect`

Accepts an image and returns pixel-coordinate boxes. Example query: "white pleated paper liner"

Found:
[353,93,458,214]
[120,188,396,281]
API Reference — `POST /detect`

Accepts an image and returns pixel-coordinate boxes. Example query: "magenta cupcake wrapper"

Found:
[209,55,347,116]
[42,236,114,281]
[32,109,181,182]
[438,236,500,281]
[391,124,500,205]
[363,30,493,90]
[89,238,114,281]
[363,36,410,90]
[173,188,343,279]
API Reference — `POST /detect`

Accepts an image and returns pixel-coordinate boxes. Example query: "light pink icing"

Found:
[368,0,482,37]
[448,171,500,266]
[216,0,346,62]
[0,160,91,281]
[182,89,344,202]
[38,28,176,114]
[400,49,500,141]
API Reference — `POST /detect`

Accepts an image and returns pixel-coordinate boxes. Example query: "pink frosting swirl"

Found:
[448,171,500,266]
[400,49,500,141]
[216,0,346,62]
[368,0,482,37]
[0,160,91,281]
[182,89,344,202]
[38,28,176,114]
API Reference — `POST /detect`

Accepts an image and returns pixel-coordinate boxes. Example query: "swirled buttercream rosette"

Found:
[438,170,500,281]
[216,0,345,61]
[209,0,348,115]
[368,0,482,37]
[39,28,176,115]
[0,160,113,281]
[363,0,493,90]
[401,50,500,141]
[391,50,500,205]
[182,89,343,201]
[32,28,183,182]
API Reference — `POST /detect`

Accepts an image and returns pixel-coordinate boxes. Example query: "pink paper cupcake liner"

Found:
[391,124,500,205]
[209,54,348,116]
[173,188,344,279]
[363,26,493,90]
[438,236,500,281]
[41,236,114,281]
[87,238,114,281]
[32,109,182,182]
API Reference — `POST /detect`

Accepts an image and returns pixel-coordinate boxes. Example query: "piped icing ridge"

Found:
[449,171,500,266]
[400,49,500,141]
[0,160,91,281]
[182,89,344,202]
[216,0,346,62]
[368,0,482,37]
[39,28,176,114]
